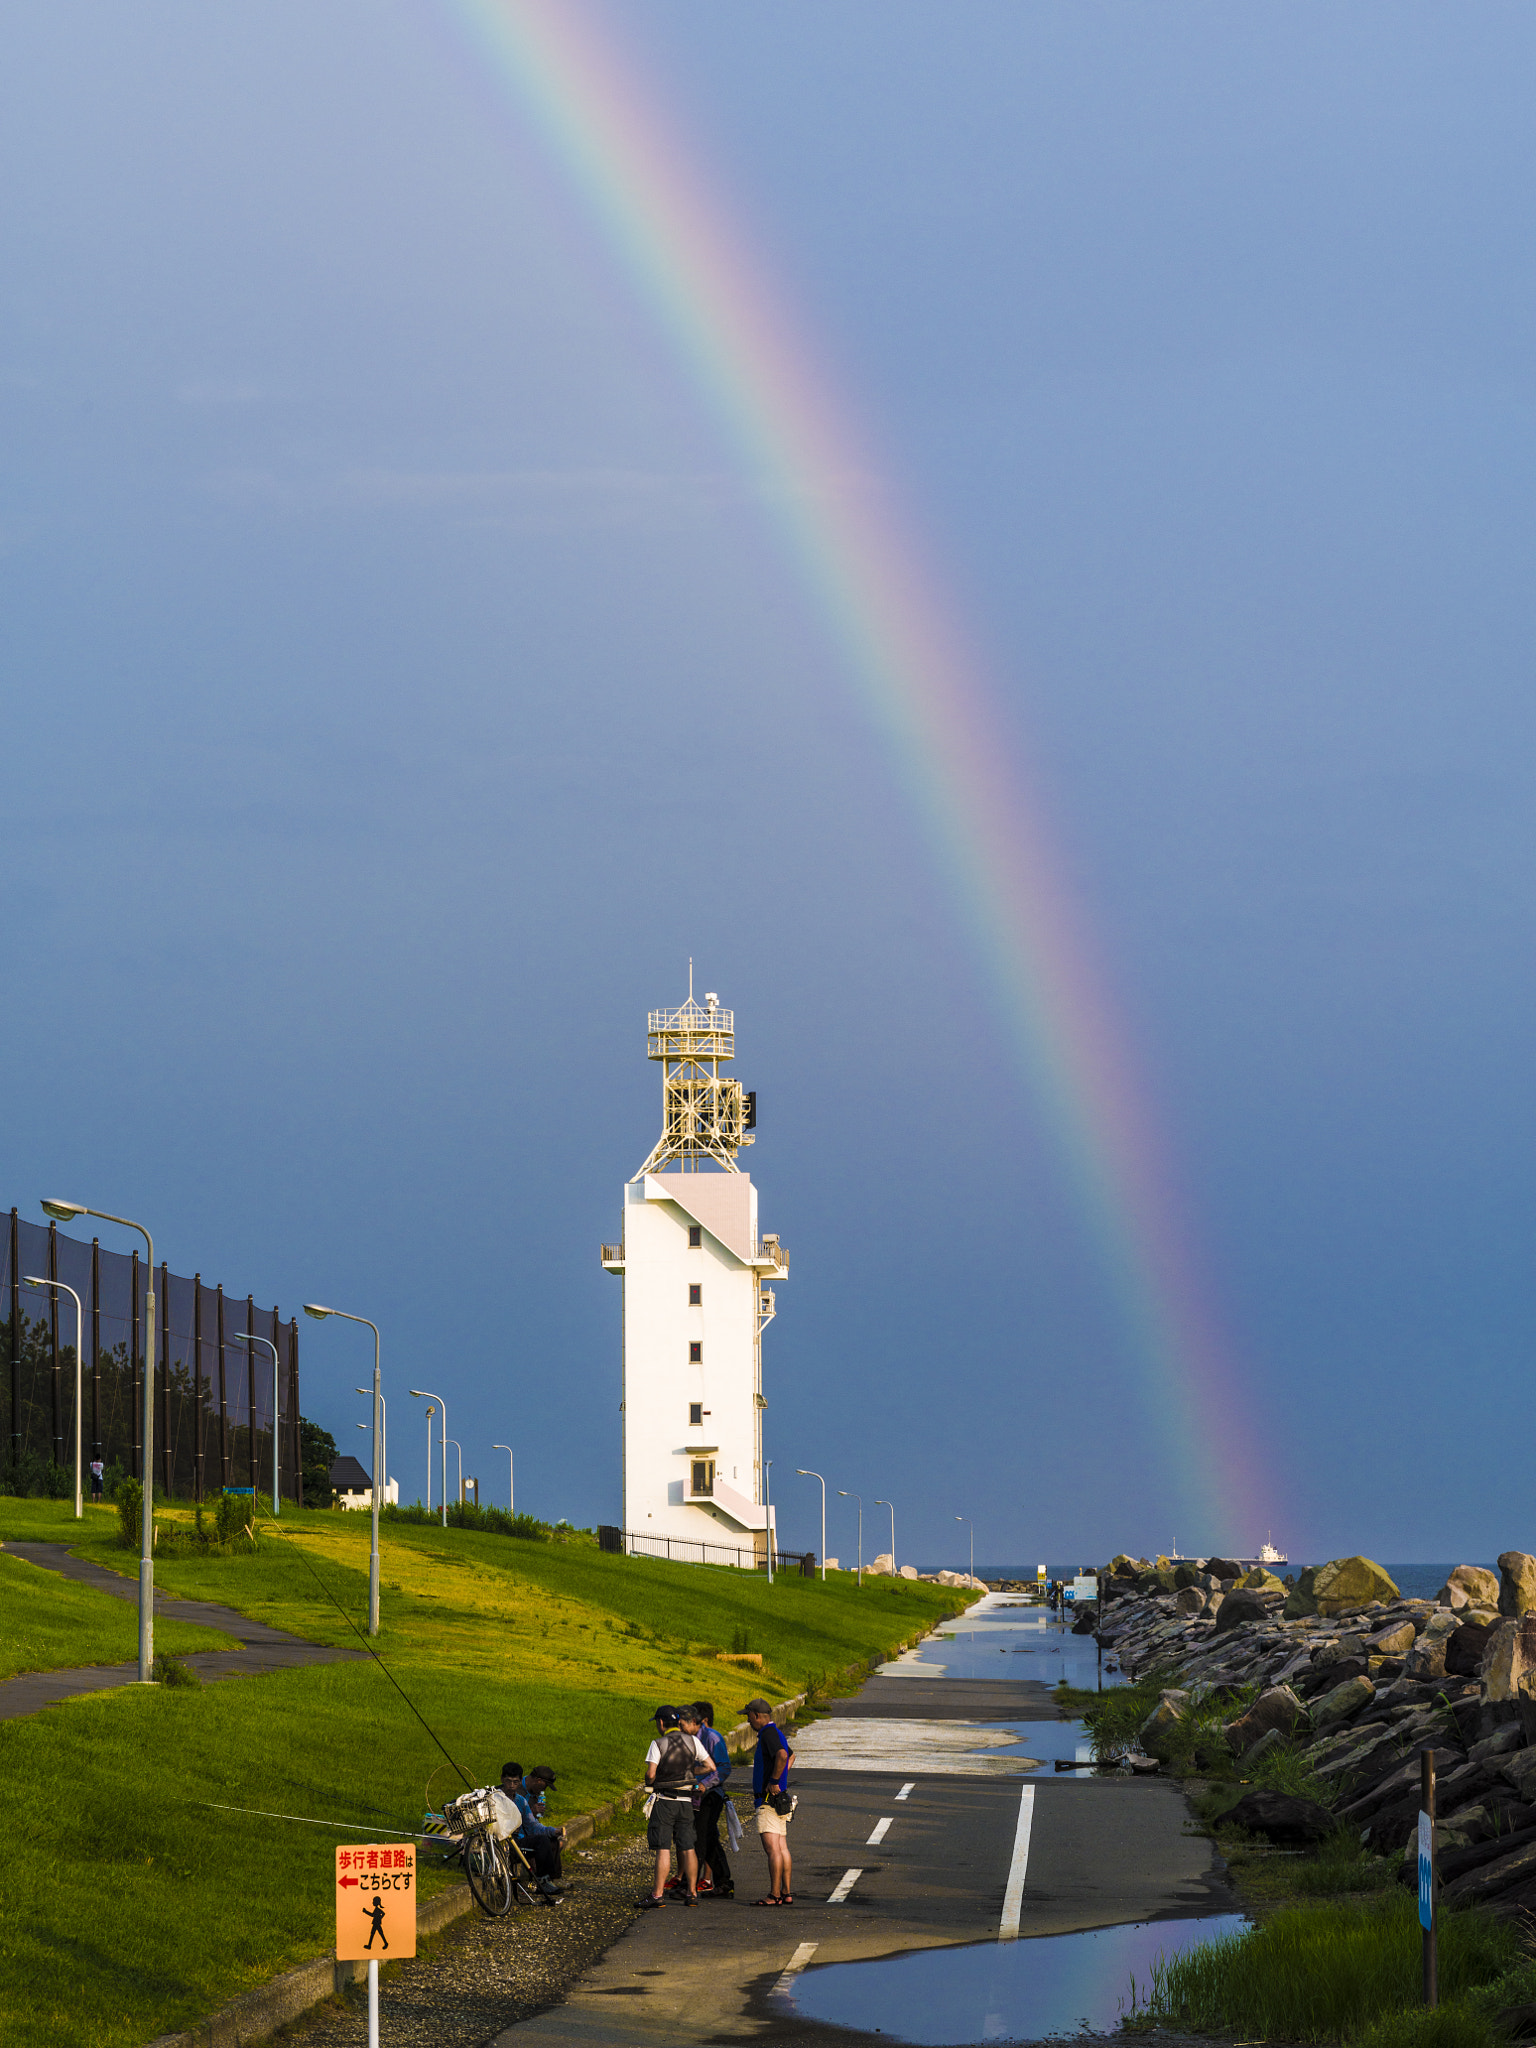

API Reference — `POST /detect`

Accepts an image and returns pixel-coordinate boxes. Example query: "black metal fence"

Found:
[597,1524,815,1575]
[3,1209,301,1502]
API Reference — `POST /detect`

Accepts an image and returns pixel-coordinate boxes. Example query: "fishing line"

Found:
[250,1494,473,1790]
[200,1802,437,1839]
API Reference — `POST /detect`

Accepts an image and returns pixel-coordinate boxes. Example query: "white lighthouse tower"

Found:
[601,983,787,1557]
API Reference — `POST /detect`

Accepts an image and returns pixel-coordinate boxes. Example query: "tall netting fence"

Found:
[2,1210,301,1500]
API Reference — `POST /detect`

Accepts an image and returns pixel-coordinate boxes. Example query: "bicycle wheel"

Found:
[464,1832,514,1917]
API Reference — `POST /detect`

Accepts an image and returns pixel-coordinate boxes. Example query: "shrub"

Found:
[150,1653,201,1689]
[116,1478,143,1550]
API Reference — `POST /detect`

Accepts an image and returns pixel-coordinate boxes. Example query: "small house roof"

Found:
[328,1455,373,1492]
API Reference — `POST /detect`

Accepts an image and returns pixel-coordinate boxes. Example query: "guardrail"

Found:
[597,1523,814,1575]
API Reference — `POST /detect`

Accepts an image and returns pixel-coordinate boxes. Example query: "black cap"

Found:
[653,1706,681,1728]
[528,1766,556,1785]
[743,1698,773,1717]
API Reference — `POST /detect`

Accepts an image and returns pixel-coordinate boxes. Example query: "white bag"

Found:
[725,1800,743,1852]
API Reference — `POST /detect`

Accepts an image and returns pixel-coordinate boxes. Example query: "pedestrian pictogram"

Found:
[336,1844,416,1961]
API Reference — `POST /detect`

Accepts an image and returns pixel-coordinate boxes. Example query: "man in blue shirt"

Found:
[691,1700,734,1899]
[499,1763,566,1903]
[746,1699,795,1906]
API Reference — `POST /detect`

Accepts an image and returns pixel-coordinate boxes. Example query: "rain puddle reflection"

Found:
[782,1914,1249,2043]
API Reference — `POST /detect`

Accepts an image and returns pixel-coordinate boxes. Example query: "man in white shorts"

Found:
[640,1706,713,1908]
[745,1698,795,1906]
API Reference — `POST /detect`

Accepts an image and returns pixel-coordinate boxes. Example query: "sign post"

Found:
[337,1844,416,2047]
[1419,1752,1437,2006]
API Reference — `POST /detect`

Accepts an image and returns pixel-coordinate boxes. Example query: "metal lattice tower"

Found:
[633,982,754,1178]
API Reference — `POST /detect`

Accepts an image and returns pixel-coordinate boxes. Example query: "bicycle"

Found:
[442,1785,536,1917]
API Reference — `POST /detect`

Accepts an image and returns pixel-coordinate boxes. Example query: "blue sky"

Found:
[4,3,1535,1566]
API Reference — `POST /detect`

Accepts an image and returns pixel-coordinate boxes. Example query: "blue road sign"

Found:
[1418,1810,1434,1931]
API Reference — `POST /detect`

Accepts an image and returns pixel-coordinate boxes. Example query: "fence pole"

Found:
[246,1296,257,1492]
[48,1221,61,1468]
[9,1209,19,1468]
[90,1238,101,1464]
[131,1249,142,1480]
[270,1304,281,1502]
[160,1262,172,1498]
[1423,1749,1438,2006]
[216,1285,228,1486]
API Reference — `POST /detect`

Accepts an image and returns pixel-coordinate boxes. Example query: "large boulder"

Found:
[1446,1617,1502,1678]
[1222,1789,1333,1846]
[1438,1565,1501,1610]
[1482,1614,1536,1702]
[1499,1554,1536,1619]
[1205,1557,1244,1583]
[1313,1674,1376,1728]
[1239,1568,1286,1594]
[1173,1563,1201,1590]
[1174,1585,1206,1617]
[1317,1633,1370,1668]
[868,1553,894,1576]
[1285,1566,1321,1619]
[1214,1588,1272,1632]
[1365,1620,1418,1659]
[1404,1610,1461,1680]
[1225,1684,1310,1756]
[1310,1557,1400,1616]
[1139,1690,1191,1762]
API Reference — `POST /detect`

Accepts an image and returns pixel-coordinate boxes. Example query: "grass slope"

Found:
[0,1498,963,2047]
[0,1547,237,1680]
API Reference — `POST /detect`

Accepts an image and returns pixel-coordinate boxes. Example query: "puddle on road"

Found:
[917,1615,1126,1691]
[782,1914,1249,2043]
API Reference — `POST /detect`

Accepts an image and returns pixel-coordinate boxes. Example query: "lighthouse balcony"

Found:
[599,1243,625,1271]
[748,1235,788,1276]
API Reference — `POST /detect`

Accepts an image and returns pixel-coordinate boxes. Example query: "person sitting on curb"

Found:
[691,1700,735,1899]
[745,1698,795,1906]
[640,1706,713,1908]
[499,1763,565,1903]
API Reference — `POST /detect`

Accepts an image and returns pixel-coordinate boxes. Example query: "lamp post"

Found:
[230,1333,282,1515]
[24,1274,83,1518]
[765,1460,774,1586]
[42,1201,155,1678]
[795,1468,826,1581]
[424,1402,435,1511]
[355,1386,387,1510]
[304,1304,382,1635]
[493,1443,513,1516]
[838,1490,863,1587]
[410,1389,448,1526]
[955,1515,973,1583]
[875,1497,896,1578]
[445,1436,463,1506]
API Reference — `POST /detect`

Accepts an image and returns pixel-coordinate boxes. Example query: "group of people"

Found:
[642,1696,795,1909]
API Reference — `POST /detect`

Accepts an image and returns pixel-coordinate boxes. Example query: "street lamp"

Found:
[304,1303,382,1635]
[410,1389,448,1526]
[955,1515,973,1583]
[838,1490,863,1587]
[875,1498,896,1578]
[355,1387,387,1511]
[42,1201,156,1679]
[445,1436,463,1506]
[231,1333,282,1516]
[764,1460,774,1586]
[23,1275,83,1518]
[795,1469,826,1581]
[493,1443,514,1517]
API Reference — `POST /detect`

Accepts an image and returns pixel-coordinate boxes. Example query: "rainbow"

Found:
[440,0,1263,1550]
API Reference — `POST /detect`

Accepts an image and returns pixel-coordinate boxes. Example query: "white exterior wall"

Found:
[620,1174,771,1545]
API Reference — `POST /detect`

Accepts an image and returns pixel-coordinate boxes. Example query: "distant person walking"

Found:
[691,1700,734,1899]
[745,1698,794,1906]
[89,1459,104,1503]
[640,1707,712,1908]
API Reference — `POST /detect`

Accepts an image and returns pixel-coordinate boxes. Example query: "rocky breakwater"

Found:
[1096,1551,1536,1916]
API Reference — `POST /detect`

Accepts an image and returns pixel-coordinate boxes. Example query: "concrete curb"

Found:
[141,1692,807,2048]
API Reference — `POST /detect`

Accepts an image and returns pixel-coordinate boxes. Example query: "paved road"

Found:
[0,1541,365,1720]
[493,1650,1233,2047]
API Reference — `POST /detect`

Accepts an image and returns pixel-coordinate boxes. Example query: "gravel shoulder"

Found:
[276,1820,658,2048]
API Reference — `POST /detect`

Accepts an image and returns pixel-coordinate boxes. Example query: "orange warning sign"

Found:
[336,1844,417,1961]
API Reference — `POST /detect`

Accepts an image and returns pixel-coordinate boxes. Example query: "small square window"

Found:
[689,1341,702,1363]
[689,1402,703,1426]
[688,1283,701,1306]
[687,1224,702,1248]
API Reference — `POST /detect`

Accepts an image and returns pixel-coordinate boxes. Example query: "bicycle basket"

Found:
[444,1787,498,1834]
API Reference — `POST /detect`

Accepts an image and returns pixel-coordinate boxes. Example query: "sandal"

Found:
[751,1895,784,1907]
[638,1895,667,1909]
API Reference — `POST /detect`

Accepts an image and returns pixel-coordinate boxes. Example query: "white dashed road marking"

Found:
[770,1941,820,2002]
[827,1868,863,1903]
[866,1816,893,1846]
[998,1783,1036,1940]
[895,1781,916,1801]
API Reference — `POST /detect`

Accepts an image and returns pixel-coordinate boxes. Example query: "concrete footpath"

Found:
[0,1541,366,1719]
[492,1603,1234,2047]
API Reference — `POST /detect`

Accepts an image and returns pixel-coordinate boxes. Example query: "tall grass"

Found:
[1129,1895,1522,2044]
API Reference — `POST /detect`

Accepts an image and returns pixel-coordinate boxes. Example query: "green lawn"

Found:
[0,1546,237,1680]
[0,1497,965,2047]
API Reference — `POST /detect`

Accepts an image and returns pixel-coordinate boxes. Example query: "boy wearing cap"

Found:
[641,1707,713,1908]
[691,1701,735,1899]
[745,1699,795,1906]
